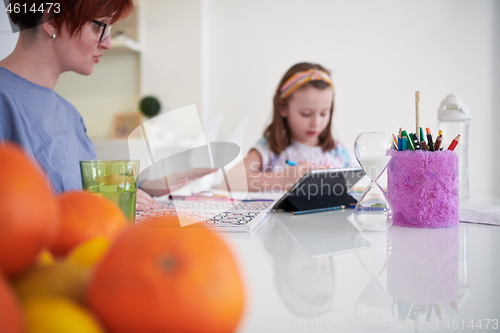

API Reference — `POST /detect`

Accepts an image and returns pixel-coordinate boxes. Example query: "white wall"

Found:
[55,52,141,138]
[492,0,500,199]
[140,0,203,139]
[195,0,496,199]
[0,2,18,59]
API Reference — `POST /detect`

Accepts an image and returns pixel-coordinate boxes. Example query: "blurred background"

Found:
[1,0,498,199]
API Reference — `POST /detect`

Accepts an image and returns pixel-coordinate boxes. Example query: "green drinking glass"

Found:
[80,160,140,223]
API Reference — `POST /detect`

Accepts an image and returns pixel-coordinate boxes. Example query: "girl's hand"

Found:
[281,162,316,190]
[292,161,317,178]
[136,189,162,211]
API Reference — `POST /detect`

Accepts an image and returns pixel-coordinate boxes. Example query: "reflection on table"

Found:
[224,206,499,332]
[388,225,467,325]
[260,216,337,318]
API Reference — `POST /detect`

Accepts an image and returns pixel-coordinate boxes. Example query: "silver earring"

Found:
[51,34,56,39]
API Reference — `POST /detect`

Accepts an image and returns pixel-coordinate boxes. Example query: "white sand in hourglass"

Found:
[357,156,392,181]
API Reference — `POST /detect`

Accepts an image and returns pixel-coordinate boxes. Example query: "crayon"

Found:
[411,133,421,150]
[402,130,415,150]
[401,137,408,151]
[419,127,425,143]
[286,160,298,166]
[420,141,428,150]
[447,134,460,151]
[434,134,443,151]
[392,133,398,149]
[426,128,435,151]
[407,140,413,151]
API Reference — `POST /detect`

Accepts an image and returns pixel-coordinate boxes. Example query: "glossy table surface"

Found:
[221,206,500,333]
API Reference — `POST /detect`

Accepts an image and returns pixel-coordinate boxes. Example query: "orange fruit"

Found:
[0,142,59,277]
[49,191,129,256]
[0,272,25,333]
[87,216,245,333]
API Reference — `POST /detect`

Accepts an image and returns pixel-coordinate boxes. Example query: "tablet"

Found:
[272,167,365,212]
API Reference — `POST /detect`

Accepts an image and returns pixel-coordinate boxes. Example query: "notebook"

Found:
[135,197,277,232]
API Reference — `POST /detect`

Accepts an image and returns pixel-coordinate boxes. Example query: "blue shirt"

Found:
[0,67,96,193]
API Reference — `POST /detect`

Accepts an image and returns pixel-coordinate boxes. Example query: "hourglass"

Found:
[353,132,393,231]
[353,232,393,330]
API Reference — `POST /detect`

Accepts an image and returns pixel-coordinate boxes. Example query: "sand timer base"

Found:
[354,181,393,231]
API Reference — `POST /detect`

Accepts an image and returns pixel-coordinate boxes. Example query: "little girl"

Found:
[227,62,351,192]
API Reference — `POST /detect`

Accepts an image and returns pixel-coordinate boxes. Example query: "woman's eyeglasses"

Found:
[93,20,113,43]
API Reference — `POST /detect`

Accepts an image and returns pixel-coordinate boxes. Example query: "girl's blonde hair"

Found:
[264,62,335,155]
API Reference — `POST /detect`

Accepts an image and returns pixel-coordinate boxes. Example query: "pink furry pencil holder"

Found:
[387,150,459,228]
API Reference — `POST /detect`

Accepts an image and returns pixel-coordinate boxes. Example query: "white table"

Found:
[220,205,500,332]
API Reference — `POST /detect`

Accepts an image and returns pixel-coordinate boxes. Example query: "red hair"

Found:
[9,0,133,35]
[264,62,336,155]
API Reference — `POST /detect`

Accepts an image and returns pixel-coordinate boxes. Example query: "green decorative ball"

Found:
[139,96,161,118]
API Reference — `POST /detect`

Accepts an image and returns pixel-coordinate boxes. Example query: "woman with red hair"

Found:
[0,0,166,208]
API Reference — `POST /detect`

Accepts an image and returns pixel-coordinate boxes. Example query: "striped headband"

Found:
[279,68,333,100]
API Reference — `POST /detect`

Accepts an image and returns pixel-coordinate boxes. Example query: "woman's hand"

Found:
[136,189,162,211]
